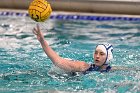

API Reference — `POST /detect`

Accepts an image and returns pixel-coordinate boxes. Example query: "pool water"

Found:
[0,15,140,93]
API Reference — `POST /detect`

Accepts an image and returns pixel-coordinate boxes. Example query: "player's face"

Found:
[93,49,107,66]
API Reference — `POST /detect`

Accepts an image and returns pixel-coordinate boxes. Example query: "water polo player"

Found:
[33,24,115,73]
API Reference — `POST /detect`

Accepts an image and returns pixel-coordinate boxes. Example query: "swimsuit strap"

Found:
[100,65,112,72]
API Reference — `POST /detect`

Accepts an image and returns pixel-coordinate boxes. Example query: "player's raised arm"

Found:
[33,24,90,72]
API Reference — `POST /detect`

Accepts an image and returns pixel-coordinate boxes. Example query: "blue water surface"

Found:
[0,15,140,93]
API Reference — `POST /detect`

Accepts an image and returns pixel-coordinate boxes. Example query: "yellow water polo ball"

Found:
[28,0,52,22]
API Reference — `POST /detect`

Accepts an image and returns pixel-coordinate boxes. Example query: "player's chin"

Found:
[94,61,102,66]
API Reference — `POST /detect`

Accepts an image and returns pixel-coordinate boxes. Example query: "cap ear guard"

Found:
[103,43,113,64]
[107,47,113,62]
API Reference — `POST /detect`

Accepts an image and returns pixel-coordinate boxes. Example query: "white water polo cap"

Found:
[96,43,113,65]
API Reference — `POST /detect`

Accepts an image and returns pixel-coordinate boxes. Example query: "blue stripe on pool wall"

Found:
[0,11,140,21]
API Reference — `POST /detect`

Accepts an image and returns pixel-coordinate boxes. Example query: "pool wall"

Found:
[1,9,140,22]
[0,0,140,15]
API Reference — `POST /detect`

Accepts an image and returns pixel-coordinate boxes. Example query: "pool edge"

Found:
[1,9,140,21]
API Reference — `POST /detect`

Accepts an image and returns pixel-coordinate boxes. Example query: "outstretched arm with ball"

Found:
[33,24,90,72]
